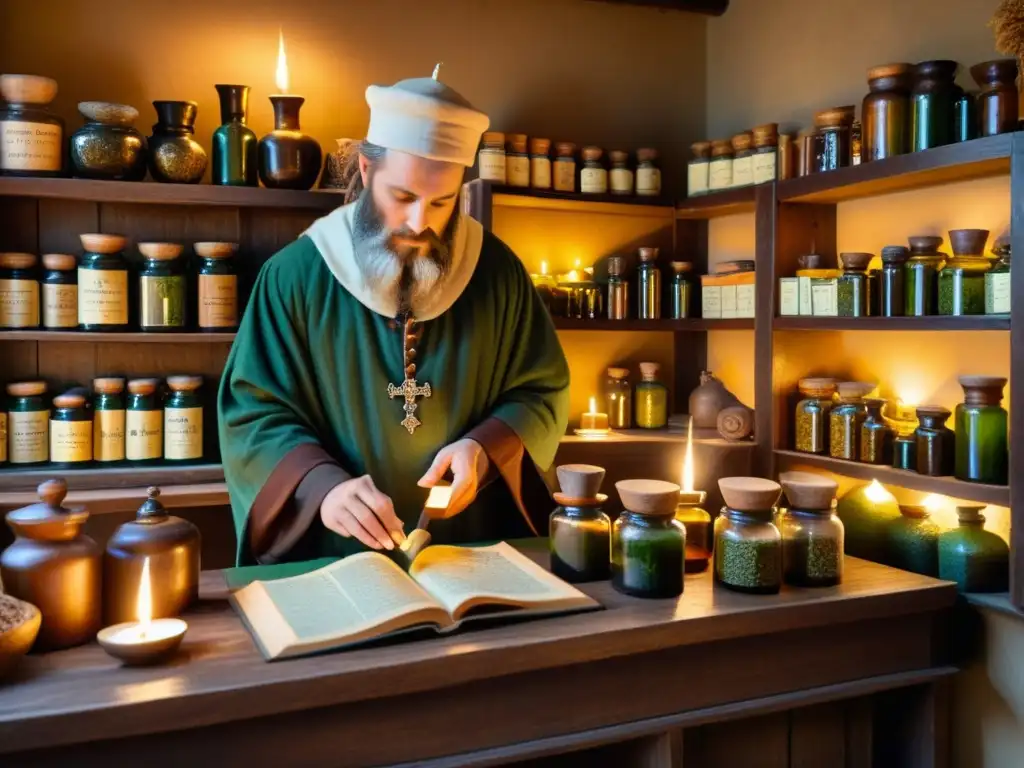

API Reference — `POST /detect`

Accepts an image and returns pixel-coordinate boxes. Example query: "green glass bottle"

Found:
[49,392,92,467]
[938,505,1009,593]
[164,375,203,462]
[911,60,958,151]
[612,480,686,599]
[836,480,901,564]
[212,85,258,186]
[78,233,129,331]
[886,504,940,576]
[92,376,126,464]
[634,362,667,429]
[5,380,49,465]
[955,376,1008,485]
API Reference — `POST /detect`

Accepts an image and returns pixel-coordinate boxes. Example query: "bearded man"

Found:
[218,72,570,565]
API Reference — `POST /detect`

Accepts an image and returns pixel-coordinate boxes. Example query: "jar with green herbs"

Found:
[138,242,186,330]
[549,465,611,583]
[92,377,125,464]
[830,382,873,461]
[938,229,992,316]
[78,233,129,331]
[126,377,163,462]
[837,252,873,317]
[911,60,959,151]
[904,235,946,316]
[938,505,1009,593]
[795,377,836,454]
[0,252,40,329]
[879,245,908,317]
[6,381,49,464]
[985,239,1010,315]
[50,392,92,466]
[41,252,78,329]
[611,479,685,598]
[955,376,1008,485]
[604,367,632,429]
[860,398,894,465]
[915,406,955,476]
[778,472,843,587]
[635,362,667,429]
[715,477,783,594]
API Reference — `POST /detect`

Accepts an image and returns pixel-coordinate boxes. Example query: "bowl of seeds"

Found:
[0,594,41,679]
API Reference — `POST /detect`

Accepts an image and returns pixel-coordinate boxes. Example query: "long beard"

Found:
[351,188,457,317]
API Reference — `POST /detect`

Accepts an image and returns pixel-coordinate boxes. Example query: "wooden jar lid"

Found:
[948,228,990,256]
[779,471,837,510]
[93,377,125,394]
[482,131,505,145]
[6,380,46,397]
[691,141,712,159]
[529,137,551,155]
[138,242,183,260]
[555,142,576,157]
[867,62,913,81]
[671,261,693,274]
[916,404,951,420]
[507,134,528,153]
[127,378,160,395]
[194,242,238,259]
[731,132,753,152]
[638,361,660,378]
[718,477,782,512]
[581,146,604,161]
[607,366,630,379]
[53,393,86,408]
[711,139,733,157]
[42,253,76,270]
[556,464,605,501]
[0,252,36,269]
[638,246,659,262]
[798,377,836,396]
[637,148,658,162]
[839,252,873,270]
[167,375,202,391]
[616,479,680,517]
[814,106,856,128]
[608,149,629,164]
[837,381,875,400]
[80,233,127,253]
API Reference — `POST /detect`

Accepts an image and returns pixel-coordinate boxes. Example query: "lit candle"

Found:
[530,261,557,312]
[576,396,609,435]
[676,416,711,572]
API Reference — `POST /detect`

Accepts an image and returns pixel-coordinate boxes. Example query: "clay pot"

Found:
[689,370,741,429]
[70,101,147,181]
[258,95,323,191]
[148,100,208,184]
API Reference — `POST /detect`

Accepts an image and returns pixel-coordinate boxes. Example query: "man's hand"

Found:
[320,475,404,550]
[417,438,490,519]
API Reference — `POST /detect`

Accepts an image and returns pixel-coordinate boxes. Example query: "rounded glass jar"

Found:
[971,59,1019,137]
[49,392,92,466]
[0,75,64,177]
[6,380,49,465]
[915,405,955,477]
[580,146,607,194]
[886,504,939,576]
[611,480,685,599]
[608,149,633,195]
[938,229,992,316]
[955,376,1008,485]
[779,503,843,587]
[196,241,238,331]
[549,500,611,583]
[795,377,836,454]
[830,382,873,461]
[635,148,661,196]
[0,252,40,329]
[862,63,912,162]
[911,60,958,151]
[714,508,782,594]
[138,242,186,330]
[904,235,946,316]
[78,233,129,331]
[41,252,77,329]
[604,367,632,429]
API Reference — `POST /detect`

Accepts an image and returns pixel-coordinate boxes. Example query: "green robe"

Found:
[218,222,570,565]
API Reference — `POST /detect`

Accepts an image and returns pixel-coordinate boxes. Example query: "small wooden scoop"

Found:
[390,485,453,570]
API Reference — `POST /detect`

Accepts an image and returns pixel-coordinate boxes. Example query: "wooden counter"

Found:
[0,541,957,768]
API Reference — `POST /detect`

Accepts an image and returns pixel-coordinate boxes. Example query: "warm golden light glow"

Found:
[275,29,289,93]
[136,557,152,626]
[922,493,944,512]
[540,261,548,275]
[588,396,597,414]
[864,479,892,504]
[681,416,695,492]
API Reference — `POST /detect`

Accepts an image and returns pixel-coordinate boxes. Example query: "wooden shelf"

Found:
[0,462,225,492]
[774,450,1010,506]
[491,186,673,218]
[773,315,1011,331]
[777,134,1013,204]
[0,176,345,210]
[553,317,753,331]
[0,330,237,343]
[562,427,754,447]
[676,186,757,219]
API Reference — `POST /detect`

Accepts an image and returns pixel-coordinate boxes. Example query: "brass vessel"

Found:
[103,486,201,624]
[0,478,102,650]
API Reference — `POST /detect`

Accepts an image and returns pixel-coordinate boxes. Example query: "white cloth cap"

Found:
[365,77,490,167]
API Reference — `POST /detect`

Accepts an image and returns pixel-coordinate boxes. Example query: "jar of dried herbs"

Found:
[78,233,129,331]
[837,252,873,317]
[955,376,1008,485]
[938,229,992,316]
[730,131,754,188]
[904,235,946,316]
[553,142,576,193]
[612,479,685,599]
[549,465,611,583]
[879,245,908,317]
[814,106,855,171]
[795,377,836,454]
[985,238,1010,315]
[778,472,843,587]
[915,405,955,476]
[860,398,894,465]
[830,382,873,461]
[688,141,711,197]
[635,362,667,429]
[714,478,783,595]
[138,242,186,330]
[608,150,634,195]
[164,375,203,461]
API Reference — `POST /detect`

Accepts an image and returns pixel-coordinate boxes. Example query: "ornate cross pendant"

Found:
[387,377,432,434]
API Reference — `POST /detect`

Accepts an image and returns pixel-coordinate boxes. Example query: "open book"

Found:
[230,542,601,661]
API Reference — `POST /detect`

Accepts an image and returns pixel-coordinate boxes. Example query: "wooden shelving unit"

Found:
[0,330,237,343]
[773,315,1010,331]
[676,186,757,219]
[553,317,753,331]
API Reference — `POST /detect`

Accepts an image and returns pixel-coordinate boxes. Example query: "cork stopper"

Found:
[616,479,681,517]
[53,393,86,409]
[137,242,183,261]
[127,377,159,395]
[711,139,733,157]
[581,146,604,162]
[507,133,528,153]
[837,381,874,401]
[719,477,783,512]
[93,377,125,395]
[529,137,551,155]
[193,242,238,259]
[637,148,658,162]
[555,464,606,506]
[0,252,37,269]
[959,375,1006,406]
[798,377,837,397]
[555,142,576,157]
[839,252,873,271]
[638,362,660,381]
[908,235,944,255]
[482,131,505,146]
[608,149,629,164]
[42,253,76,270]
[671,261,693,274]
[607,255,625,277]
[607,367,630,379]
[166,375,202,392]
[691,141,712,159]
[814,106,856,128]
[779,471,837,511]
[6,380,47,397]
[881,245,910,264]
[752,123,779,147]
[80,233,127,253]
[731,132,753,152]
[638,247,659,263]
[956,505,986,525]
[948,229,990,257]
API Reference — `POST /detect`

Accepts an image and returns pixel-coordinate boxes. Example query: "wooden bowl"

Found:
[137,242,183,260]
[0,74,57,104]
[839,252,873,271]
[78,101,139,125]
[556,464,605,499]
[837,381,875,400]
[80,233,127,253]
[0,597,41,680]
[193,241,239,259]
[616,479,680,517]
[719,477,782,512]
[779,471,837,510]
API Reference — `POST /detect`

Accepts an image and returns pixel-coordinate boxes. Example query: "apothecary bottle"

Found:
[92,377,125,464]
[778,473,843,587]
[505,133,530,188]
[6,381,48,465]
[985,239,1010,315]
[730,131,754,188]
[911,60,958,151]
[0,75,64,176]
[637,247,661,320]
[126,377,163,462]
[971,59,1019,137]
[477,131,506,184]
[752,123,778,184]
[612,480,685,599]
[0,252,39,329]
[714,478,783,595]
[938,505,1009,593]
[580,146,607,194]
[635,148,661,196]
[830,382,873,461]
[164,375,203,461]
[606,255,629,320]
[851,120,863,164]
[778,133,795,180]
[879,245,908,317]
[904,235,946,316]
[955,376,1008,485]
[915,405,955,477]
[529,138,551,190]
[953,87,978,143]
[688,141,711,197]
[50,392,92,466]
[549,465,611,583]
[862,63,912,162]
[886,504,939,576]
[669,261,693,319]
[138,242,186,330]
[860,398,894,465]
[553,142,576,193]
[814,106,855,171]
[837,252,873,317]
[196,241,238,331]
[795,377,836,454]
[708,140,733,192]
[78,233,129,331]
[607,150,633,195]
[939,229,991,316]
[41,252,77,329]
[604,367,632,429]
[635,362,667,429]
[212,84,258,186]
[797,129,817,176]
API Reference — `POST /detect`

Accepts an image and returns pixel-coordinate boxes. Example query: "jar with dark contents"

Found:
[708,140,733,191]
[0,75,64,177]
[669,261,693,319]
[939,229,991,316]
[862,63,912,162]
[915,406,955,477]
[752,123,778,184]
[779,473,843,587]
[49,392,92,467]
[814,106,855,172]
[953,86,978,143]
[911,60,958,151]
[830,382,873,461]
[860,398,894,465]
[851,120,862,165]
[612,480,686,599]
[580,146,607,194]
[529,137,551,190]
[164,375,204,461]
[549,465,611,583]
[879,245,908,317]
[553,142,576,193]
[196,241,238,331]
[797,128,817,176]
[635,148,661,196]
[971,59,1019,137]
[904,235,946,316]
[505,133,530,188]
[78,233,129,331]
[730,131,754,188]
[41,252,77,329]
[0,252,39,329]
[794,377,836,454]
[6,381,49,465]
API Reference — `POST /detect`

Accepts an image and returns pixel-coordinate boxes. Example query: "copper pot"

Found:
[0,478,102,650]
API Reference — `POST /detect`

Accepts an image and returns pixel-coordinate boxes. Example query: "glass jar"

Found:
[915,406,954,477]
[797,129,817,176]
[604,367,632,429]
[938,505,1009,593]
[606,255,629,320]
[953,87,978,143]
[851,120,862,165]
[911,60,958,151]
[708,140,733,192]
[635,148,661,196]
[92,377,125,464]
[126,377,163,462]
[505,133,530,188]
[837,252,873,317]
[939,229,992,316]
[878,245,908,317]
[814,106,855,172]
[41,252,77,329]
[669,261,693,319]
[637,246,661,320]
[78,233,129,331]
[529,137,551,190]
[612,480,686,599]
[675,491,712,574]
[635,362,667,430]
[6,381,48,464]
[477,131,506,184]
[549,501,611,583]
[955,376,1008,485]
[860,398,894,465]
[985,238,1010,315]
[893,434,917,470]
[714,507,782,594]
[752,123,778,184]
[730,131,754,188]
[904,235,946,316]
[687,141,711,197]
[0,75,64,176]
[972,59,1019,137]
[196,241,238,331]
[50,392,92,466]
[778,133,795,180]
[886,504,940,576]
[164,375,203,461]
[862,63,912,162]
[138,242,186,330]
[795,377,836,454]
[608,150,633,195]
[830,382,873,461]
[553,142,576,193]
[0,252,39,329]
[580,146,607,194]
[778,503,843,587]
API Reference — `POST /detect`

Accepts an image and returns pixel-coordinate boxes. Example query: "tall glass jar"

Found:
[938,505,1009,593]
[477,131,506,184]
[911,60,959,151]
[971,59,1019,137]
[637,247,661,320]
[635,362,667,430]
[580,146,607,194]
[196,241,238,331]
[635,148,661,197]
[886,504,940,576]
[675,491,711,573]
[752,123,778,184]
[708,140,733,192]
[612,480,685,598]
[553,142,576,193]
[549,464,611,583]
[714,506,782,594]
[779,473,843,587]
[730,131,754,188]
[78,233,129,331]
[837,252,873,317]
[879,245,908,317]
[915,406,955,477]
[126,377,162,462]
[608,150,633,195]
[41,252,77,330]
[953,87,978,143]
[0,75,64,176]
[164,375,203,461]
[687,141,711,197]
[529,138,551,190]
[50,392,92,467]
[862,63,912,162]
[884,399,919,471]
[604,367,632,429]
[814,106,855,171]
[985,238,1010,315]
[606,255,629,320]
[92,377,125,464]
[795,377,836,454]
[939,229,992,316]
[830,382,873,460]
[138,242,186,331]
[6,381,48,465]
[955,376,1008,485]
[860,398,894,465]
[904,235,946,316]
[505,134,530,188]
[669,261,693,319]
[0,252,39,329]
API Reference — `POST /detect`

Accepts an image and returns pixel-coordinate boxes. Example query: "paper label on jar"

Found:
[779,278,800,316]
[477,149,506,184]
[199,274,238,328]
[165,406,203,460]
[798,276,813,315]
[709,158,732,191]
[731,156,754,188]
[811,280,838,316]
[530,157,551,189]
[636,167,661,196]
[687,162,708,196]
[8,410,48,463]
[78,267,128,325]
[553,160,576,192]
[50,419,92,463]
[127,409,163,460]
[0,278,39,327]
[43,282,77,328]
[140,274,185,328]
[506,156,530,187]
[0,120,62,172]
[986,272,1011,315]
[609,168,634,195]
[701,286,722,318]
[93,409,125,462]
[736,284,756,318]
[720,285,738,318]
[753,151,777,184]
[0,413,6,463]
[580,167,607,194]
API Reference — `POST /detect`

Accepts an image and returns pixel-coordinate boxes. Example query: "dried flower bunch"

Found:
[992,0,1024,80]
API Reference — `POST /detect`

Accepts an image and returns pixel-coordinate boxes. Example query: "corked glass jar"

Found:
[715,478,783,595]
[797,128,817,176]
[126,377,163,462]
[635,362,667,429]
[553,142,576,193]
[92,377,126,464]
[6,381,49,465]
[955,376,1008,485]
[195,241,238,331]
[78,233,129,331]
[164,375,204,461]
[669,261,693,319]
[505,133,530,188]
[529,138,551,190]
[49,392,92,467]
[911,60,959,151]
[752,123,778,184]
[612,480,686,599]
[477,131,506,184]
[608,150,633,195]
[138,242,186,331]
[779,472,843,587]
[814,106,855,171]
[830,381,874,461]
[860,398,894,465]
[730,131,754,188]
[41,253,77,329]
[971,59,1019,137]
[0,252,40,329]
[879,245,908,317]
[580,146,608,194]
[635,148,661,196]
[915,405,955,477]
[637,246,661,320]
[794,377,836,454]
[0,75,64,177]
[687,141,711,197]
[708,140,733,192]
[604,367,632,429]
[862,63,912,162]
[938,229,992,316]
[837,251,873,317]
[985,238,1011,315]
[904,235,946,316]
[549,465,611,583]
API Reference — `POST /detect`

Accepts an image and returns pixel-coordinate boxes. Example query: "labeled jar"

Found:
[0,410,5,464]
[797,128,817,176]
[830,381,873,461]
[955,376,1008,485]
[905,235,946,316]
[915,405,955,476]
[0,252,39,329]
[553,142,576,193]
[606,255,629,320]
[78,233,129,331]
[637,246,661,320]
[938,505,1009,593]
[608,150,633,195]
[549,465,611,583]
[92,377,125,463]
[505,133,530,188]
[196,241,239,331]
[675,491,712,573]
[529,137,551,190]
[164,375,203,461]
[138,241,186,330]
[837,252,873,317]
[41,252,77,329]
[0,75,64,176]
[939,229,991,316]
[580,146,607,194]
[779,473,843,587]
[879,245,908,317]
[612,480,686,599]
[50,392,92,466]
[860,398,894,465]
[972,59,1019,137]
[635,361,667,429]
[911,60,958,151]
[715,478,783,594]
[814,106,855,172]
[6,381,48,464]
[477,131,506,184]
[985,239,1011,315]
[777,133,795,180]
[604,367,632,429]
[730,131,754,188]
[708,140,733,192]
[795,377,836,454]
[862,63,912,162]
[752,123,778,184]
[851,120,862,165]
[126,377,163,462]
[688,141,711,197]
[669,261,693,319]
[635,148,661,196]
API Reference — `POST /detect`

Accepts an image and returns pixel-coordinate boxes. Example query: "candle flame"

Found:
[681,416,695,492]
[588,396,597,414]
[136,557,152,634]
[864,479,892,503]
[540,261,548,275]
[574,258,582,269]
[275,29,289,93]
